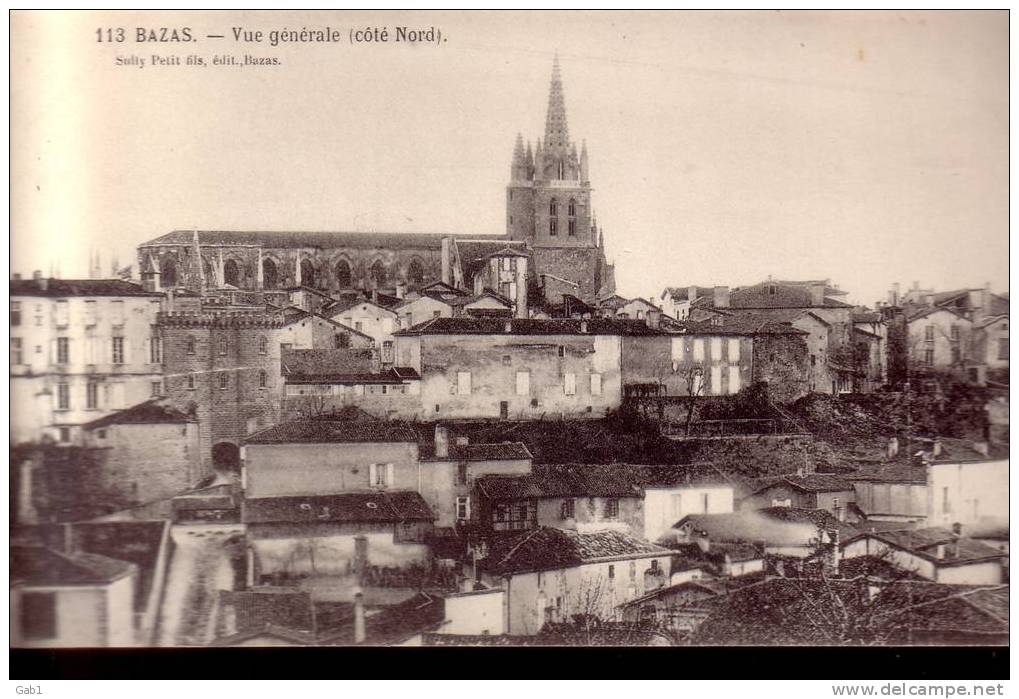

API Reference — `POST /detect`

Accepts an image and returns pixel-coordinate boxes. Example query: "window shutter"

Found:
[386,463,394,487]
[369,463,378,486]
[564,373,576,395]
[590,373,602,396]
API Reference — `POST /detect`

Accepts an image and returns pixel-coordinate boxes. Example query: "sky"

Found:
[10,10,1009,307]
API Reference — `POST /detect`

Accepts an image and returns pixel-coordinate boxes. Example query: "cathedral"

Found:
[136,57,615,309]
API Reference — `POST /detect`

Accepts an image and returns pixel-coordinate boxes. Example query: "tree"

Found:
[680,367,706,436]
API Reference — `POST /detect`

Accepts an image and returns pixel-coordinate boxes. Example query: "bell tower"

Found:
[506,55,593,250]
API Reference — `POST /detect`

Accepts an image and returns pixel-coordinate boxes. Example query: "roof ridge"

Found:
[497,527,549,568]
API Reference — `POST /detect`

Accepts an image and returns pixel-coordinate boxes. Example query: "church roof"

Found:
[139,230,502,250]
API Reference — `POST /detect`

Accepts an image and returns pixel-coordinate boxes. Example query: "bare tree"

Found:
[680,367,706,436]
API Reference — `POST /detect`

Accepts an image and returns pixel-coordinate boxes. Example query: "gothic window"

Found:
[407,259,425,287]
[549,198,558,217]
[259,336,268,355]
[550,218,558,236]
[223,259,241,287]
[557,160,565,180]
[186,336,196,355]
[335,259,352,288]
[568,199,576,217]
[300,259,317,288]
[568,198,577,236]
[262,259,278,289]
[160,257,178,287]
[370,260,387,288]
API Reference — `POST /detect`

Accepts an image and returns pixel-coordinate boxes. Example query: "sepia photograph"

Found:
[8,8,1010,677]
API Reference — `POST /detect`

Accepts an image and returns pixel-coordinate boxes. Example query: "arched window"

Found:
[549,198,558,217]
[159,257,178,288]
[262,259,278,289]
[407,259,425,287]
[185,336,196,355]
[335,259,352,288]
[557,160,565,180]
[568,199,576,217]
[370,260,387,288]
[568,198,577,237]
[259,336,268,355]
[258,371,267,389]
[223,259,240,287]
[300,259,316,288]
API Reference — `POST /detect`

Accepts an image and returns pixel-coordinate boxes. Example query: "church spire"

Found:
[544,53,570,152]
[511,132,527,180]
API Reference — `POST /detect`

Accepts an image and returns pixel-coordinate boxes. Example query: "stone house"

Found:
[10,275,165,445]
[840,528,1005,585]
[80,399,204,504]
[393,317,658,420]
[11,545,137,647]
[473,527,671,635]
[741,473,855,521]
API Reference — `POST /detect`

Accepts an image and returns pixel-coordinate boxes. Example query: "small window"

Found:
[57,383,70,411]
[259,371,267,389]
[219,374,229,390]
[561,498,575,520]
[58,427,70,443]
[557,345,566,358]
[603,498,619,520]
[10,301,21,326]
[186,336,196,355]
[86,381,98,409]
[924,348,935,366]
[502,355,511,366]
[187,375,196,390]
[608,564,615,579]
[112,337,125,364]
[455,496,470,520]
[259,337,268,355]
[151,381,162,397]
[925,325,935,341]
[11,338,23,365]
[219,338,228,356]
[97,429,106,439]
[564,372,576,396]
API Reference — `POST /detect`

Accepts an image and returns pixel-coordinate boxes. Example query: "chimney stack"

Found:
[353,588,366,644]
[887,437,899,459]
[396,282,406,300]
[713,286,730,308]
[434,425,449,459]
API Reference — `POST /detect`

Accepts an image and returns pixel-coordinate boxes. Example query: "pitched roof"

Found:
[140,229,503,250]
[216,589,315,636]
[675,508,840,546]
[396,317,663,336]
[905,305,970,323]
[475,463,729,500]
[320,592,446,646]
[724,282,850,310]
[10,278,162,298]
[845,462,928,484]
[244,418,418,444]
[456,240,529,281]
[81,399,193,430]
[483,527,669,575]
[281,348,373,377]
[243,490,434,524]
[666,317,807,337]
[750,473,854,494]
[11,546,135,587]
[842,527,1006,567]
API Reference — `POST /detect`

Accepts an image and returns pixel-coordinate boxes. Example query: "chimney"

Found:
[440,237,452,285]
[932,438,942,457]
[353,587,366,644]
[353,535,368,580]
[17,459,37,526]
[808,282,825,307]
[887,437,899,459]
[434,425,449,459]
[396,282,406,299]
[688,286,698,304]
[713,286,730,308]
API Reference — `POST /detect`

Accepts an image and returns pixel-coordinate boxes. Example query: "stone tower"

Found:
[506,56,611,302]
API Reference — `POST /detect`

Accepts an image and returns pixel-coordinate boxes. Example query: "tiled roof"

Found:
[81,399,193,430]
[11,546,135,586]
[10,278,161,298]
[845,462,928,484]
[724,283,848,309]
[243,490,434,524]
[320,592,446,646]
[676,508,840,546]
[483,527,669,575]
[476,463,728,501]
[904,305,969,323]
[769,473,854,493]
[666,317,807,336]
[466,289,514,308]
[456,240,529,281]
[140,230,504,250]
[422,625,673,646]
[852,311,883,323]
[455,442,533,461]
[216,589,315,636]
[244,418,418,444]
[281,348,373,377]
[396,317,662,336]
[843,527,1006,567]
